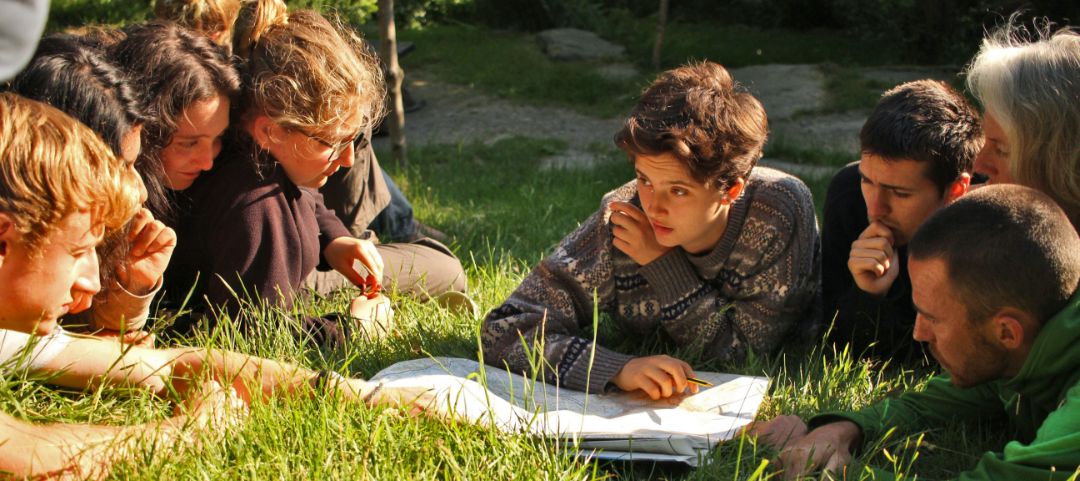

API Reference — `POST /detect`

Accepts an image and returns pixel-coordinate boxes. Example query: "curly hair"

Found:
[0,93,142,254]
[614,61,768,190]
[231,0,386,141]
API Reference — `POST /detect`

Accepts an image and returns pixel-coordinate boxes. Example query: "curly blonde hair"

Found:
[232,0,386,138]
[155,0,242,48]
[0,93,143,253]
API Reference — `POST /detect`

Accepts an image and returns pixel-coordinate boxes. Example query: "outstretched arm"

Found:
[482,202,633,394]
[0,381,239,480]
[31,332,414,409]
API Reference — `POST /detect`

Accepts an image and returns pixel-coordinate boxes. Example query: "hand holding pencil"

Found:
[612,355,704,400]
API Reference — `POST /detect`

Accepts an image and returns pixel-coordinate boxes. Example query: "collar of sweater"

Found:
[1004,288,1080,404]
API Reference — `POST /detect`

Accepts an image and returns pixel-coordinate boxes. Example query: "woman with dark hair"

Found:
[154,1,468,346]
[8,34,175,343]
[110,21,241,223]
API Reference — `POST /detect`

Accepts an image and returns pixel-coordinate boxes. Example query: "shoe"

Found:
[404,220,449,243]
[350,294,395,340]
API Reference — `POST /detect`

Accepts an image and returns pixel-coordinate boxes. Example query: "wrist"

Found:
[124,276,159,296]
[815,420,863,451]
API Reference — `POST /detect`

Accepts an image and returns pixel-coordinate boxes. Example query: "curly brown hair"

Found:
[232,0,386,140]
[615,61,768,190]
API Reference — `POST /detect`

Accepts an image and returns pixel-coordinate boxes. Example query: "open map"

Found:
[372,357,770,466]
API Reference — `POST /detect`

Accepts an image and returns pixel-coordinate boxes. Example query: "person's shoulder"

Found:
[745,166,816,220]
[599,180,637,207]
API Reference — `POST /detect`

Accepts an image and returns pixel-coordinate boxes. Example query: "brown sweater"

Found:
[482,167,822,393]
[163,142,351,337]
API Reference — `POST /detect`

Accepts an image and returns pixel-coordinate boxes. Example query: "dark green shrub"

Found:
[46,0,150,30]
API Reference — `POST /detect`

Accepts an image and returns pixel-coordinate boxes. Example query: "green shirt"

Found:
[811,290,1080,480]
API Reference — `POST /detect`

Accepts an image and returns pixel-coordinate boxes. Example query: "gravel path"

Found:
[373,63,944,177]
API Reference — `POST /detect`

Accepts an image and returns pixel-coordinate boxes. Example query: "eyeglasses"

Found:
[305,129,368,162]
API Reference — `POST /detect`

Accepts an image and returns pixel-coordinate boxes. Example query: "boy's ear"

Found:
[0,213,14,259]
[722,177,746,205]
[945,173,972,203]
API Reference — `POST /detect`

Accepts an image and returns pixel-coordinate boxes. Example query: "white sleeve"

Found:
[0,328,76,372]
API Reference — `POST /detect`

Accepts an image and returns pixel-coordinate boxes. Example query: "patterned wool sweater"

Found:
[481,166,822,393]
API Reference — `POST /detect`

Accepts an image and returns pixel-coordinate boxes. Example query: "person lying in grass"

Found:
[145,2,467,344]
[822,80,981,362]
[753,185,1080,480]
[9,34,173,345]
[0,93,427,479]
[482,61,821,399]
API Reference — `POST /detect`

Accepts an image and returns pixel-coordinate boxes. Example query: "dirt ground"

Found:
[373,63,952,178]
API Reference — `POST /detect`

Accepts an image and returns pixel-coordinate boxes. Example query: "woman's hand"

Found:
[118,209,176,295]
[610,201,670,266]
[324,236,385,286]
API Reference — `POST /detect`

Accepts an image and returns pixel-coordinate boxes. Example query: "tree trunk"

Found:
[378,0,406,167]
[651,0,670,70]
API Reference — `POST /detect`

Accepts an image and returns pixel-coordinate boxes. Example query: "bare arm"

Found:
[32,334,412,408]
[0,380,238,480]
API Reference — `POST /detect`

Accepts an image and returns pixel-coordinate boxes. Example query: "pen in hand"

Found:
[687,377,713,388]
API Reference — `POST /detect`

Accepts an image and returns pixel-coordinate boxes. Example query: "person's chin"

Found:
[169,176,197,191]
[33,318,59,336]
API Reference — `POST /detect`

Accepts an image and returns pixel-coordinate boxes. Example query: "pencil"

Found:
[687,377,713,388]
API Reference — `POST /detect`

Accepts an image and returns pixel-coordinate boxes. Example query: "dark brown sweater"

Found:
[163,141,352,342]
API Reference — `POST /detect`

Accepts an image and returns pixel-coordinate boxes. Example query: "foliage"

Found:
[46,0,150,31]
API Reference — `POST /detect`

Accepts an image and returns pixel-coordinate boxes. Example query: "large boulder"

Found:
[537,28,625,61]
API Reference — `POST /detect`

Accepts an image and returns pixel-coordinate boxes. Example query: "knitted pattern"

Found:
[482,166,822,393]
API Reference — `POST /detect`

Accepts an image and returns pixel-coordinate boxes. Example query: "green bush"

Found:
[46,0,150,30]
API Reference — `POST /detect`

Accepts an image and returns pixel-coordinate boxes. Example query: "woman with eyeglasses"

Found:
[125,8,464,345]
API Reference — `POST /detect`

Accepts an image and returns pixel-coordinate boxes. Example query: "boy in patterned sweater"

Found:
[482,62,821,399]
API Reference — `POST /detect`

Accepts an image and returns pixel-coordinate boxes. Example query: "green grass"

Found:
[395,22,908,119]
[815,63,893,115]
[12,8,1014,478]
[3,136,1009,480]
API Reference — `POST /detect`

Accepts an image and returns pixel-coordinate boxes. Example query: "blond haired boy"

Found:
[0,93,425,478]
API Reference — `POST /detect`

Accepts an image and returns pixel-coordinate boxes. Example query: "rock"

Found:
[539,149,604,170]
[729,64,825,121]
[770,112,866,155]
[759,158,838,179]
[537,28,625,61]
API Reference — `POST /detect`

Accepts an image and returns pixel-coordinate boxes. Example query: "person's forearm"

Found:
[166,348,316,403]
[1,414,184,480]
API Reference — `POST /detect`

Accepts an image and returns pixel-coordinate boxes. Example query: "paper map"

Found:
[372,357,770,466]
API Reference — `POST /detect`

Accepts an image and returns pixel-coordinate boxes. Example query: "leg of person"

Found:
[304,238,468,306]
[377,238,468,301]
[367,170,418,242]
